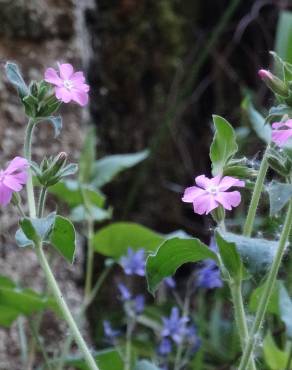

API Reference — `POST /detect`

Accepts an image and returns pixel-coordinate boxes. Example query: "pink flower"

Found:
[271,120,292,147]
[44,63,90,106]
[0,157,29,206]
[182,175,245,215]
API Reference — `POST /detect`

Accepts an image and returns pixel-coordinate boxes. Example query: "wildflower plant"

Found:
[4,51,292,370]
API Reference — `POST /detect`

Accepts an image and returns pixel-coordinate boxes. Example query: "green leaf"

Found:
[16,213,56,247]
[91,150,149,188]
[267,181,292,216]
[135,360,162,370]
[92,222,164,258]
[263,332,288,370]
[279,283,292,339]
[0,275,56,327]
[215,232,247,281]
[71,205,112,223]
[275,11,292,66]
[146,237,218,294]
[49,216,76,263]
[242,97,271,143]
[49,180,105,208]
[64,348,123,370]
[79,127,96,184]
[220,232,279,274]
[249,280,281,315]
[210,115,238,175]
[42,116,62,138]
[5,62,28,98]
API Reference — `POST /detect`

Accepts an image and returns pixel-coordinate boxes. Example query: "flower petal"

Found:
[192,193,218,215]
[272,129,292,147]
[55,87,72,103]
[59,63,74,80]
[3,175,23,191]
[71,71,86,84]
[218,176,245,191]
[215,191,241,210]
[195,175,212,189]
[5,157,29,175]
[0,183,13,206]
[71,90,89,106]
[44,67,63,87]
[182,186,206,203]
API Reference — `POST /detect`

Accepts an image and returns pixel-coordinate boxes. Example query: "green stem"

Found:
[23,120,99,370]
[285,342,292,370]
[17,316,28,366]
[57,265,112,370]
[24,118,37,218]
[243,147,269,236]
[35,244,99,370]
[37,187,47,218]
[239,200,292,370]
[230,281,257,370]
[85,218,94,298]
[125,319,134,370]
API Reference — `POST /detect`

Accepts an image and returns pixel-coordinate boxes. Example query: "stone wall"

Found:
[0,1,95,368]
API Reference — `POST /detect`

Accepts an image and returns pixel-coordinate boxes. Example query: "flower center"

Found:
[207,186,218,195]
[63,79,74,90]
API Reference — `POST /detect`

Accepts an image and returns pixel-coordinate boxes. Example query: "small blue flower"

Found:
[163,277,176,289]
[117,283,132,301]
[120,248,146,276]
[197,238,223,289]
[134,294,145,314]
[197,260,223,289]
[158,338,172,356]
[186,324,201,353]
[161,307,189,344]
[103,320,119,342]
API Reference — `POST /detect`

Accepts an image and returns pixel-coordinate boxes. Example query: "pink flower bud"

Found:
[258,69,288,97]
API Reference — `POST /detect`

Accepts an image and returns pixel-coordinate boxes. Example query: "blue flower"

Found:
[117,283,132,301]
[163,277,176,289]
[120,248,146,276]
[161,307,189,344]
[103,320,119,342]
[158,338,172,356]
[197,238,223,289]
[134,294,145,314]
[197,260,223,289]
[185,324,201,353]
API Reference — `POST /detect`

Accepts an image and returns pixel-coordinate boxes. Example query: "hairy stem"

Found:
[24,118,37,218]
[35,244,99,370]
[23,121,99,370]
[37,187,47,218]
[243,147,269,236]
[239,200,292,369]
[231,281,257,370]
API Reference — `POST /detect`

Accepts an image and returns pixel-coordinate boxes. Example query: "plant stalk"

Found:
[37,187,47,218]
[239,200,292,369]
[243,147,269,236]
[24,120,99,370]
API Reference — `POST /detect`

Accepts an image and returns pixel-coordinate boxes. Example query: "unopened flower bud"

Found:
[258,69,289,97]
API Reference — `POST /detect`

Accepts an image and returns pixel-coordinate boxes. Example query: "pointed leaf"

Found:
[49,216,76,263]
[242,97,271,143]
[220,232,279,274]
[146,237,218,294]
[92,150,149,188]
[16,213,56,247]
[210,115,238,175]
[263,332,288,370]
[92,222,164,258]
[43,116,62,137]
[279,283,292,339]
[249,280,281,315]
[135,360,162,370]
[5,62,28,98]
[70,205,112,223]
[215,231,248,281]
[267,181,292,216]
